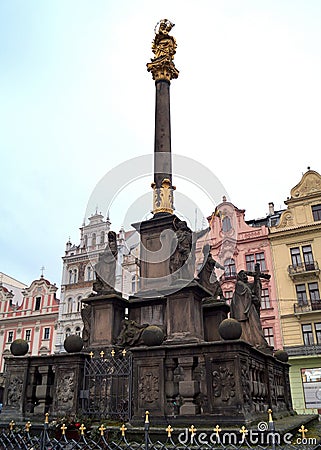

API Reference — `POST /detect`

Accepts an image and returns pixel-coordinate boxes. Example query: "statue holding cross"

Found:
[230,264,271,351]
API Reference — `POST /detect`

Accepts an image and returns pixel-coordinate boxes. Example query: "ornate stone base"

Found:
[130,340,293,425]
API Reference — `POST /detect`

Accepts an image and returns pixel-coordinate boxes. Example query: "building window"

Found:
[290,247,302,267]
[86,266,92,281]
[224,290,233,305]
[131,275,136,293]
[309,283,320,302]
[255,252,266,271]
[312,204,321,221]
[302,324,314,346]
[25,329,31,341]
[100,231,105,244]
[43,328,50,340]
[67,297,73,314]
[35,296,41,311]
[77,296,82,312]
[263,327,274,347]
[246,254,255,272]
[222,216,232,233]
[224,258,236,278]
[261,288,271,309]
[84,234,88,247]
[73,269,78,283]
[296,284,308,305]
[246,253,266,272]
[92,233,96,247]
[75,327,81,336]
[315,323,321,345]
[7,331,14,343]
[302,245,315,270]
[69,269,73,284]
[65,328,71,339]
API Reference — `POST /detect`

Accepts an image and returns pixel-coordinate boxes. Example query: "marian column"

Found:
[147,19,179,215]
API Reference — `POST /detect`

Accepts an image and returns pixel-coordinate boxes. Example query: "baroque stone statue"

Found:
[116,319,148,347]
[198,244,225,299]
[93,231,118,295]
[230,266,271,350]
[169,219,193,281]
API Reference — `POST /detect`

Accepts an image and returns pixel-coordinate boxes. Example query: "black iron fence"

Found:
[81,351,132,421]
[0,411,320,450]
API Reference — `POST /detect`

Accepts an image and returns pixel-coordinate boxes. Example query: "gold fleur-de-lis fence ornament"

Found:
[214,425,221,438]
[120,424,127,437]
[298,424,308,440]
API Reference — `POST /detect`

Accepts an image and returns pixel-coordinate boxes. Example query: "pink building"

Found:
[0,275,59,373]
[202,198,283,350]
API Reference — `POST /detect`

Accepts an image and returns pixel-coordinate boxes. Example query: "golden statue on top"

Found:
[147,19,179,82]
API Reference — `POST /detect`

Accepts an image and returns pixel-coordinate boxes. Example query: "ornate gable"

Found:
[288,170,321,201]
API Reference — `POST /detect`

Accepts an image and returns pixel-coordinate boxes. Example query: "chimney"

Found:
[268,202,275,215]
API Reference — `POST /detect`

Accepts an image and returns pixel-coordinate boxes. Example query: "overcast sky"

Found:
[1,0,321,289]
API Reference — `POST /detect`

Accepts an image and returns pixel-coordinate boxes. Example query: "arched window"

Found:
[77,296,82,312]
[75,326,81,337]
[73,269,78,284]
[222,216,232,233]
[67,297,73,314]
[68,269,73,284]
[100,231,105,245]
[86,266,92,281]
[92,233,96,247]
[224,258,236,279]
[84,235,88,247]
[65,327,71,339]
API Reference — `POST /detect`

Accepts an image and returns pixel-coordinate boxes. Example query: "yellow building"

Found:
[269,169,321,414]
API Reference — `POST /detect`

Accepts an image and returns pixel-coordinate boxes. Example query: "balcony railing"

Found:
[284,344,321,356]
[294,300,321,314]
[288,260,320,278]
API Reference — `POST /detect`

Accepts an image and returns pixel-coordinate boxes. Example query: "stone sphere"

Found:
[10,339,29,356]
[142,325,164,346]
[64,335,83,353]
[274,350,289,363]
[219,318,242,340]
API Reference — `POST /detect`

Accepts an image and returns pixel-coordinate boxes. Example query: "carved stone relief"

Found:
[138,371,159,403]
[212,366,235,402]
[7,376,23,407]
[56,372,75,405]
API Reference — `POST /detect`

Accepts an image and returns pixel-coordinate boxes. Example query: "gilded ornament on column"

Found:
[152,178,176,214]
[147,19,179,82]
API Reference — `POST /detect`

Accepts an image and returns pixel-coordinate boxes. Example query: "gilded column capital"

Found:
[152,178,176,214]
[147,19,179,82]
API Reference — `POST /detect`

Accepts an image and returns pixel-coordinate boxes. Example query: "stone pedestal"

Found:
[165,281,206,343]
[82,293,128,349]
[131,340,293,425]
[203,301,230,342]
[132,214,178,291]
[2,353,88,420]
